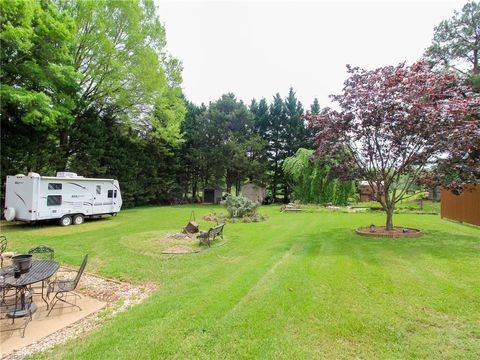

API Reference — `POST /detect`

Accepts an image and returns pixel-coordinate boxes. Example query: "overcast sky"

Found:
[155,0,465,108]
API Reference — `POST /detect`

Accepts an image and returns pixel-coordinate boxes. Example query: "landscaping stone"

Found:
[1,269,157,360]
[355,226,423,238]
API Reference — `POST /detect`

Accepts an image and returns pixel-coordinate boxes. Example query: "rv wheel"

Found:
[73,214,84,225]
[60,215,72,226]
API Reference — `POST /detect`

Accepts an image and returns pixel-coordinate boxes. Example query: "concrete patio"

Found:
[1,290,105,357]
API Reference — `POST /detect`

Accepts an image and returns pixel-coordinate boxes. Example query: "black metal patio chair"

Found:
[47,255,88,316]
[0,235,7,268]
[28,245,55,260]
[28,245,56,301]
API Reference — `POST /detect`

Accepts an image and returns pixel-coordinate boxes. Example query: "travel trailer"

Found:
[4,172,122,226]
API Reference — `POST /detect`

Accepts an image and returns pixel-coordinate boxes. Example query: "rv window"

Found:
[47,195,62,206]
[108,190,113,198]
[48,183,62,190]
[96,185,101,195]
[114,190,117,198]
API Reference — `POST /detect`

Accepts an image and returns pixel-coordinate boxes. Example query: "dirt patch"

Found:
[122,230,204,257]
[153,232,193,246]
[162,245,195,254]
[355,226,423,238]
[2,269,157,360]
[165,232,195,240]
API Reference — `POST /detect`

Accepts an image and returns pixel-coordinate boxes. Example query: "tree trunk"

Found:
[473,49,478,74]
[57,129,70,171]
[192,175,197,198]
[385,208,394,231]
[283,183,290,203]
[272,157,278,200]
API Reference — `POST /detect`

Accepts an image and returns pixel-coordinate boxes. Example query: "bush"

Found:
[222,195,260,218]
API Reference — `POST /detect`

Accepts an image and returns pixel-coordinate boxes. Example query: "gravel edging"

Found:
[2,269,158,360]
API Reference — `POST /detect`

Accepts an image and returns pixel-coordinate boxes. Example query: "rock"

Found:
[2,268,157,360]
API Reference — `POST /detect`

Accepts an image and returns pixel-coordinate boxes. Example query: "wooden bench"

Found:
[197,224,225,247]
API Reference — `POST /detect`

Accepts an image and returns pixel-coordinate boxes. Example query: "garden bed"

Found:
[355,226,423,238]
[203,212,268,223]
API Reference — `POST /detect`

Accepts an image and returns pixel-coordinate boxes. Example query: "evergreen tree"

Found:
[282,88,306,200]
[267,94,287,200]
[284,87,306,153]
[310,98,321,115]
[425,1,480,75]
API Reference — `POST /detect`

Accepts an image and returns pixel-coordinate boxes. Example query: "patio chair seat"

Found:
[48,280,76,293]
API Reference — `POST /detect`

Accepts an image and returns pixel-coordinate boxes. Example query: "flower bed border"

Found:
[355,226,423,238]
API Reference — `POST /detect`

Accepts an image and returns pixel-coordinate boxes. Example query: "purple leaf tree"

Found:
[306,60,480,230]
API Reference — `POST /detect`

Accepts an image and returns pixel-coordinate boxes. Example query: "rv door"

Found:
[107,183,118,214]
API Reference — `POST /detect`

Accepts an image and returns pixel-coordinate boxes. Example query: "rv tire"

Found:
[60,215,72,226]
[73,214,84,225]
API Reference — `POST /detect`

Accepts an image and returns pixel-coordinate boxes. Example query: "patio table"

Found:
[1,259,59,317]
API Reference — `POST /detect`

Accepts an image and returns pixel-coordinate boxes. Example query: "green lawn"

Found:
[3,205,480,359]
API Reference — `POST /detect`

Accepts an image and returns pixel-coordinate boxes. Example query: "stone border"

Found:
[2,270,157,360]
[355,226,423,238]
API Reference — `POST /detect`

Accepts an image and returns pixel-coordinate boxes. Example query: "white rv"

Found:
[4,172,122,226]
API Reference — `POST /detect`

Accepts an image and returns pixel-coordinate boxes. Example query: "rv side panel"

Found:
[5,175,35,221]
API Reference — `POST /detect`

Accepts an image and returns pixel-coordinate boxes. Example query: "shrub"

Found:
[222,195,260,218]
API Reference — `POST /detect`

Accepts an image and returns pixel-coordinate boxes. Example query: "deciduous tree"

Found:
[57,0,185,167]
[306,61,480,230]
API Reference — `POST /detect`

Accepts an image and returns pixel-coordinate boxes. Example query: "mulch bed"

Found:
[355,226,423,238]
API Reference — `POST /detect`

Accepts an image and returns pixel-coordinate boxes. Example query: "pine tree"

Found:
[310,98,321,115]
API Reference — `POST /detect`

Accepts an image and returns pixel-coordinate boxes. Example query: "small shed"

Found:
[358,181,384,202]
[240,183,266,203]
[359,181,374,202]
[203,186,223,204]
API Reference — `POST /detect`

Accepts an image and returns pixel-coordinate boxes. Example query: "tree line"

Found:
[177,90,319,204]
[1,0,320,207]
[1,0,185,207]
[2,0,478,210]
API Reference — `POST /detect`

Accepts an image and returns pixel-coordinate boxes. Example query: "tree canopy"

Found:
[425,1,480,75]
[1,0,77,128]
[283,148,355,205]
[306,60,480,229]
[1,0,185,207]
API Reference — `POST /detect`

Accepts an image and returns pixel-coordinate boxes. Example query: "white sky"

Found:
[155,0,465,108]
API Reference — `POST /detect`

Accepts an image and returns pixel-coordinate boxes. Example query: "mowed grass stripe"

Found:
[35,208,310,358]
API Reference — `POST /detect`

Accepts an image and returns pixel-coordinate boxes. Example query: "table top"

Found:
[0,259,59,287]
